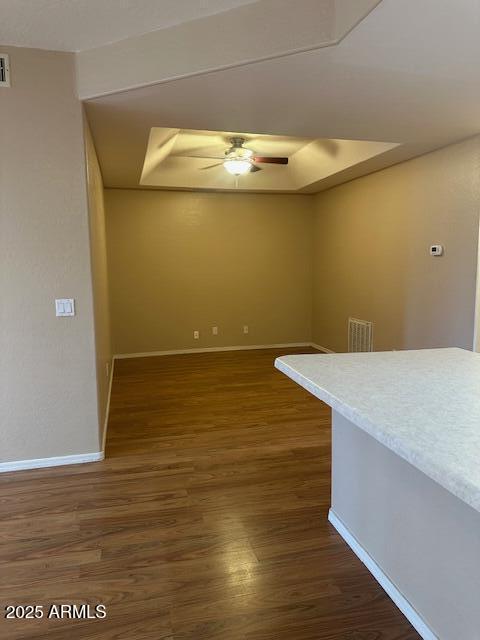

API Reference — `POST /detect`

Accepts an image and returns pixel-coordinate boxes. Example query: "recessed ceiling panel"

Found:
[140,127,399,193]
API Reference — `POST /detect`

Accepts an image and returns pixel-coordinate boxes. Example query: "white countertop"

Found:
[275,348,480,513]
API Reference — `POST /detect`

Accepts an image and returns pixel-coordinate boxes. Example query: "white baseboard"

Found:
[328,509,437,640]
[310,342,335,354]
[114,342,313,359]
[0,451,104,474]
[102,357,115,452]
[1,357,115,473]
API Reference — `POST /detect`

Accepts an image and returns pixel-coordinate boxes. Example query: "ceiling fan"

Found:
[181,137,289,176]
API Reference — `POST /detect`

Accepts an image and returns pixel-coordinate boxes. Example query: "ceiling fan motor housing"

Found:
[226,137,253,159]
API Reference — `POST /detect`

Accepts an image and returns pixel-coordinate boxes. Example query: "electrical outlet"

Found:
[243,325,249,334]
[212,326,218,335]
[193,330,200,340]
[430,244,444,256]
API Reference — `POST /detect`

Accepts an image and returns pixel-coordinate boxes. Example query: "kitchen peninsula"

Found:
[275,348,480,640]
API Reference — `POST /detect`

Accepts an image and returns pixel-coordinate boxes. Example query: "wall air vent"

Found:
[0,54,11,87]
[348,317,374,352]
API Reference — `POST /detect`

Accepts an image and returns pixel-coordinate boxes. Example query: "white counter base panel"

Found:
[331,411,480,640]
[327,510,437,640]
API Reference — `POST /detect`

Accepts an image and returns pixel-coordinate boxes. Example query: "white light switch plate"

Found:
[55,298,75,317]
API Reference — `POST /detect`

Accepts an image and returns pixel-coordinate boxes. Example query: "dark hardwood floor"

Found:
[1,347,420,639]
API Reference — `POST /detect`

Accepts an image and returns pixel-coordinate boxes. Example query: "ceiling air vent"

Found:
[0,54,11,87]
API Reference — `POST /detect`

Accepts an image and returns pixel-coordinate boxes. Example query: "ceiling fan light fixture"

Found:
[223,158,252,176]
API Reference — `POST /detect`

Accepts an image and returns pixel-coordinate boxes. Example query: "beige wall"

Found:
[312,136,480,352]
[84,116,112,443]
[0,46,101,462]
[105,190,314,354]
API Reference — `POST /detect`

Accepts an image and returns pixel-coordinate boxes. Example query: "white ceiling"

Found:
[0,0,258,52]
[85,0,480,192]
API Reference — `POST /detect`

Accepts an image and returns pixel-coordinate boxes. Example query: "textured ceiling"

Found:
[0,0,258,51]
[85,0,480,192]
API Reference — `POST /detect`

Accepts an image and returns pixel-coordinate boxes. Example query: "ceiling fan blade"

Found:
[199,162,224,170]
[252,156,288,165]
[250,164,262,172]
[172,154,225,160]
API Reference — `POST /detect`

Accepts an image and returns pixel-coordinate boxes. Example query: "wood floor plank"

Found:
[0,348,420,639]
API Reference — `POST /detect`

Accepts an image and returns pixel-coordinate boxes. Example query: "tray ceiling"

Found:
[140,128,398,193]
